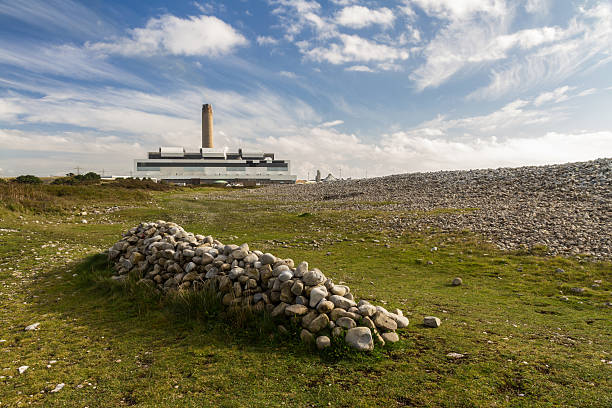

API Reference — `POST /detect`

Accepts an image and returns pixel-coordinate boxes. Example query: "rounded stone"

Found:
[317,300,335,314]
[345,327,374,351]
[381,332,399,343]
[309,286,328,308]
[336,316,357,329]
[300,329,315,345]
[302,268,326,286]
[307,313,330,333]
[316,336,331,350]
[261,253,276,265]
[452,277,463,286]
[278,270,293,282]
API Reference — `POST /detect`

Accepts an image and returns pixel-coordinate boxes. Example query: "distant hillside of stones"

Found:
[259,158,612,261]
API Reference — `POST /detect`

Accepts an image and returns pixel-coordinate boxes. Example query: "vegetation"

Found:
[0,186,610,407]
[13,174,43,184]
[51,172,101,185]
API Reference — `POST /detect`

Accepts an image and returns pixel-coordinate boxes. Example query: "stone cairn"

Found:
[107,221,409,351]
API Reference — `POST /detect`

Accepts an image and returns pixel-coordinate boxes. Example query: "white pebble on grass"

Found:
[50,383,65,393]
[18,365,29,374]
[24,322,40,331]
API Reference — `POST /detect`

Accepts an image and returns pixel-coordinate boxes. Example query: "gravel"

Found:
[252,158,612,260]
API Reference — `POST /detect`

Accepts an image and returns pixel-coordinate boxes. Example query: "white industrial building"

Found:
[134,104,296,185]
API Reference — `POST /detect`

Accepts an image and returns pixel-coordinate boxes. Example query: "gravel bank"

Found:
[251,158,612,260]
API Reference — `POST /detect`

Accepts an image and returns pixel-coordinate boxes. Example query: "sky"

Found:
[0,0,611,179]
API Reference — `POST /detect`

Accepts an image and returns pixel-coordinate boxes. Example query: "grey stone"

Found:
[228,267,244,280]
[336,316,357,329]
[329,295,357,310]
[294,261,308,277]
[285,304,309,317]
[261,253,276,265]
[345,327,374,351]
[316,336,331,350]
[423,316,441,328]
[271,302,288,318]
[302,268,326,286]
[309,286,328,308]
[388,313,409,328]
[291,280,304,296]
[373,312,398,331]
[24,322,40,331]
[381,332,399,343]
[300,329,315,345]
[278,270,293,282]
[331,285,347,296]
[317,300,335,314]
[358,303,377,317]
[452,277,463,286]
[307,313,330,333]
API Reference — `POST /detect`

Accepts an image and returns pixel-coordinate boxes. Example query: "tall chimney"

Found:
[202,104,213,148]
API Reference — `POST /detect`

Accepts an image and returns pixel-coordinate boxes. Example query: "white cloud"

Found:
[88,14,248,57]
[0,99,24,121]
[525,0,550,14]
[576,88,596,97]
[410,0,507,20]
[279,70,297,78]
[319,120,344,127]
[533,86,574,106]
[305,34,409,65]
[335,6,395,29]
[345,65,374,72]
[257,35,279,45]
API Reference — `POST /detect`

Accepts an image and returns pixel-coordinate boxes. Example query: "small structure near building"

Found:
[134,104,296,185]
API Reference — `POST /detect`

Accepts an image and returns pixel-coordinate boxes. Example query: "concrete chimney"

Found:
[202,104,213,148]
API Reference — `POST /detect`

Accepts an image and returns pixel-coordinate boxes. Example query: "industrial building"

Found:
[134,104,296,185]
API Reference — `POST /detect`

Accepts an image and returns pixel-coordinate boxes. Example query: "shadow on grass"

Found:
[32,253,390,364]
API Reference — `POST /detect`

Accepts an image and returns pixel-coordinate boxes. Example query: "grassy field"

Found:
[0,185,610,407]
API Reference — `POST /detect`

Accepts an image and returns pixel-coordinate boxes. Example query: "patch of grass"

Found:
[0,188,610,407]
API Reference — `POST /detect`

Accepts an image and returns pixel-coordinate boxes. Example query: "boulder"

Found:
[345,327,374,351]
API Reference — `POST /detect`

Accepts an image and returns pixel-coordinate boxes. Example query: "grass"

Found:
[0,186,610,407]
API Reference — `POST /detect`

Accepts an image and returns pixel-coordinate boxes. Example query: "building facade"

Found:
[134,147,296,185]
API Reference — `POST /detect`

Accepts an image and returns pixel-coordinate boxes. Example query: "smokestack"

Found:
[202,104,213,148]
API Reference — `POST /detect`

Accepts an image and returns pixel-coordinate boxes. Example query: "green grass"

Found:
[0,187,610,407]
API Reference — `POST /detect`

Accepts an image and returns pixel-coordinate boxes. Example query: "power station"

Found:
[134,104,296,185]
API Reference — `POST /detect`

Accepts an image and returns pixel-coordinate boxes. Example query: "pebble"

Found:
[423,316,441,328]
[452,277,463,286]
[446,352,464,359]
[18,365,29,374]
[50,383,65,393]
[24,322,40,331]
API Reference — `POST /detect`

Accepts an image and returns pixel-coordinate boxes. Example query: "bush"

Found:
[14,175,42,184]
[51,172,101,185]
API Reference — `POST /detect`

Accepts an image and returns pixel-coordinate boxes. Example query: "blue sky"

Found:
[1,0,611,178]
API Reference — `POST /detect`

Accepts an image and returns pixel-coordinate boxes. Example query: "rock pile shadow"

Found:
[108,221,409,351]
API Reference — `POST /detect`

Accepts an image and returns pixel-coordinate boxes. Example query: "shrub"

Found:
[14,175,42,184]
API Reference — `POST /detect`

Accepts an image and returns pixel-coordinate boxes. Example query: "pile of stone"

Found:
[107,221,409,351]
